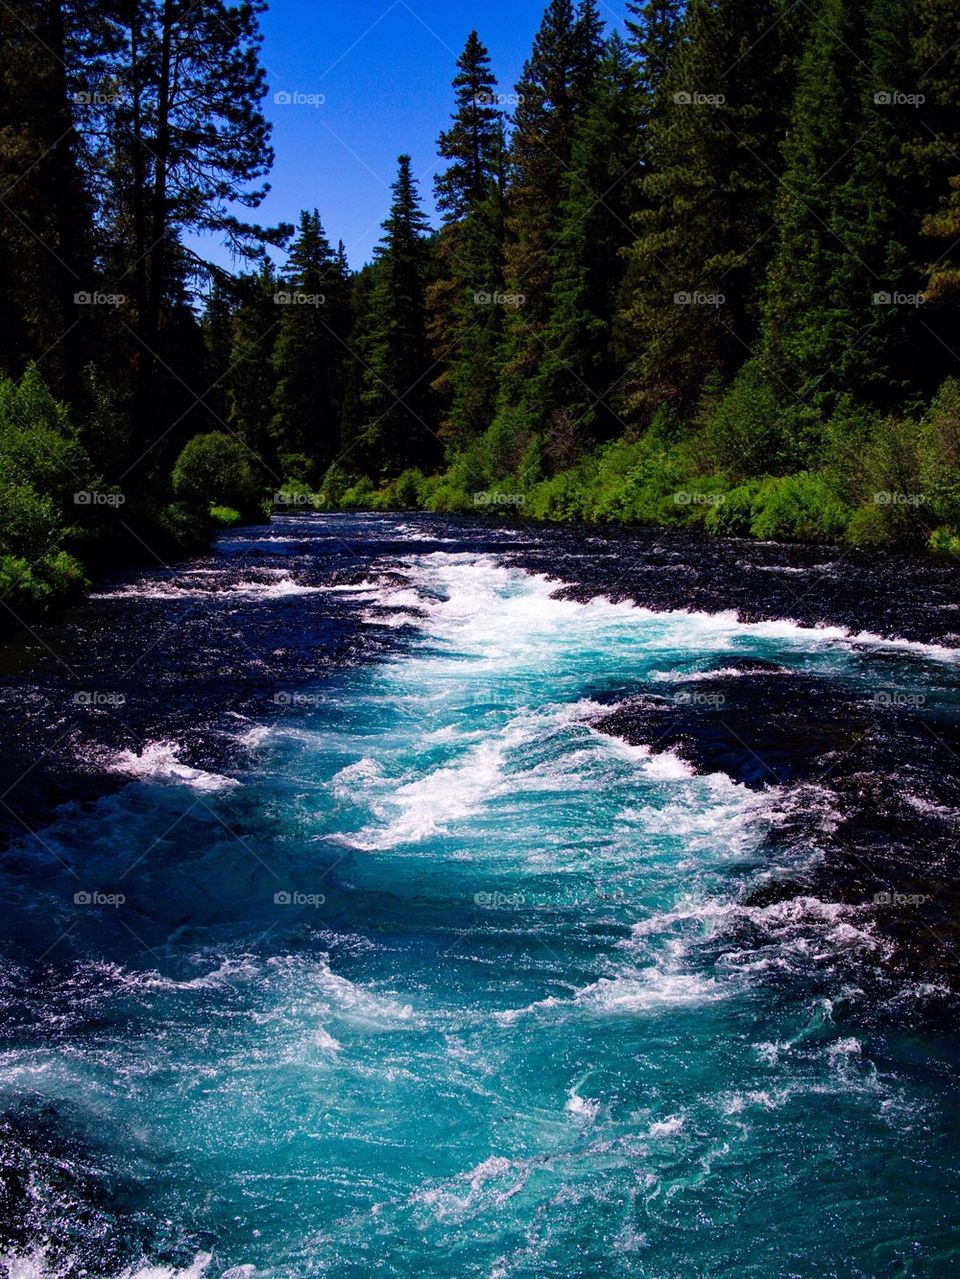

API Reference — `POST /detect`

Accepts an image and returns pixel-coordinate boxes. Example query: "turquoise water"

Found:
[2,530,960,1277]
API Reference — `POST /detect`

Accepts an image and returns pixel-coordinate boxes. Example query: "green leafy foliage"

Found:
[171,433,263,520]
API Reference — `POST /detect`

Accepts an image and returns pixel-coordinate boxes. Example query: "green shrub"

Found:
[317,464,350,507]
[588,440,685,524]
[483,407,531,477]
[704,361,794,478]
[172,432,262,517]
[209,505,244,527]
[929,526,960,556]
[524,470,588,521]
[749,473,851,543]
[424,481,475,513]
[274,479,315,509]
[425,444,490,513]
[394,468,426,509]
[0,367,92,511]
[0,550,86,616]
[918,378,960,528]
[279,452,314,485]
[0,479,61,559]
[704,481,761,537]
[821,406,928,547]
[340,477,377,509]
[846,503,896,548]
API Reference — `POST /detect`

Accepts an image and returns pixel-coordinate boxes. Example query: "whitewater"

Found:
[0,514,958,1278]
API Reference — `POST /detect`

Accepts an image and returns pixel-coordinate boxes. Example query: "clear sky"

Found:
[190,0,631,273]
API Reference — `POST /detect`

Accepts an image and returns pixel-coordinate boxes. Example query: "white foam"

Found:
[108,741,239,792]
[94,572,319,601]
[402,554,958,664]
[565,1083,600,1122]
[313,1027,342,1053]
[646,1115,684,1137]
[576,968,723,1014]
[414,1155,530,1221]
[2,1255,47,1279]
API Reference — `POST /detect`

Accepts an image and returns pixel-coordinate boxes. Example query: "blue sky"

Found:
[191,0,630,273]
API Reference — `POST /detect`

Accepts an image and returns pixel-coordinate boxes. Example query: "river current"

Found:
[0,513,958,1278]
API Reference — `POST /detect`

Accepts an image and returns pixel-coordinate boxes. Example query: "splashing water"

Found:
[0,515,958,1278]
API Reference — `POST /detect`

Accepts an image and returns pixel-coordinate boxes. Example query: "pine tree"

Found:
[0,0,94,396]
[504,0,604,323]
[225,262,281,474]
[913,0,960,394]
[434,31,502,222]
[533,33,641,445]
[494,0,605,443]
[429,35,508,446]
[625,0,683,128]
[359,156,438,475]
[337,265,376,475]
[761,0,929,414]
[271,211,349,480]
[445,145,509,446]
[617,0,800,423]
[199,280,234,429]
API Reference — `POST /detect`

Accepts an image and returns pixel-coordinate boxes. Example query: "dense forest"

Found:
[3,0,960,624]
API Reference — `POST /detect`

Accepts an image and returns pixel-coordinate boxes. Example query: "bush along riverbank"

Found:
[279,373,960,555]
[0,370,269,634]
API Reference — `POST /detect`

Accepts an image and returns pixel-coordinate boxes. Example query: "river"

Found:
[0,512,958,1278]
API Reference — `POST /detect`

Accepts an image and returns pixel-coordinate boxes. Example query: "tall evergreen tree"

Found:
[534,33,642,446]
[271,211,349,479]
[225,262,281,474]
[494,0,605,447]
[617,0,800,423]
[429,35,508,446]
[434,31,503,222]
[625,0,684,128]
[504,0,604,322]
[760,0,931,414]
[913,0,960,388]
[359,156,438,474]
[0,0,94,396]
[430,130,509,447]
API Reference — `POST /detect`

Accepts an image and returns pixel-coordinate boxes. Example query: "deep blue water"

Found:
[1,513,959,1278]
